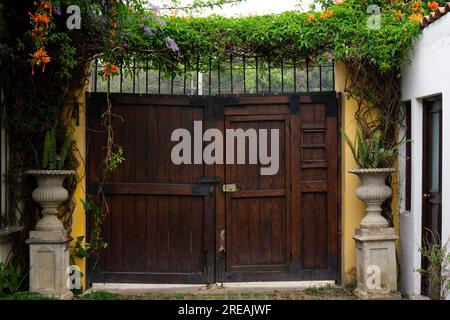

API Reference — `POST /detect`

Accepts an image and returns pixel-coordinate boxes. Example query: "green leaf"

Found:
[42,130,51,169]
[341,129,359,167]
[48,129,57,170]
[58,133,71,170]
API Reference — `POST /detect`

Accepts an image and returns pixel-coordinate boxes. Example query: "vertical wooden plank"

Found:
[146,195,158,271]
[214,112,226,281]
[169,107,182,272]
[123,195,135,271]
[123,105,136,182]
[146,107,159,182]
[134,195,147,271]
[327,114,339,265]
[257,120,272,265]
[301,193,315,269]
[102,195,113,271]
[202,103,216,283]
[314,193,328,268]
[282,115,291,266]
[270,198,285,265]
[111,196,123,272]
[260,198,273,264]
[248,197,261,265]
[156,196,169,271]
[135,106,147,182]
[155,105,171,271]
[111,105,125,182]
[191,196,203,272]
[158,107,171,183]
[290,110,301,269]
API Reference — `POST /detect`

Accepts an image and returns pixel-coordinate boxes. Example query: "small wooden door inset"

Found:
[223,105,292,281]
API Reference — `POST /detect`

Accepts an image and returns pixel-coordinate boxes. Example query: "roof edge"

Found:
[421,2,450,27]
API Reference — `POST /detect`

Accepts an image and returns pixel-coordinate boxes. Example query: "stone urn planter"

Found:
[349,168,395,229]
[25,170,76,232]
[25,169,76,299]
[350,168,399,298]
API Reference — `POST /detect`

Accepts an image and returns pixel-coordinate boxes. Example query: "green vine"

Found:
[70,199,107,267]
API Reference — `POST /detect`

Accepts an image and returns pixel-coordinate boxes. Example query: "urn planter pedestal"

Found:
[25,170,75,300]
[349,168,400,299]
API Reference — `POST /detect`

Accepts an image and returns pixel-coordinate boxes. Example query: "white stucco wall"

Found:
[400,13,450,296]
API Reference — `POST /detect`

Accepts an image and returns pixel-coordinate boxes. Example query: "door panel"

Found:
[224,111,291,281]
[221,94,339,281]
[298,101,339,274]
[87,95,214,284]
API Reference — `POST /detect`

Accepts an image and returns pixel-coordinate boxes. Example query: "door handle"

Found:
[423,193,431,199]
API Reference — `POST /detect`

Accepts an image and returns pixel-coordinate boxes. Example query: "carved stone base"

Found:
[26,230,73,300]
[353,228,399,298]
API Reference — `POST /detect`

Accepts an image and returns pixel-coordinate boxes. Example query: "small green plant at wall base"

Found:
[70,200,108,267]
[341,128,407,169]
[70,236,90,263]
[0,259,28,296]
[417,231,450,300]
[70,202,107,276]
[42,128,72,170]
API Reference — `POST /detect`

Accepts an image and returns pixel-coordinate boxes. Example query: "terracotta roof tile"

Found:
[421,2,450,27]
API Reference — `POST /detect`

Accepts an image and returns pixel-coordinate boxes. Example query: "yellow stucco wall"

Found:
[335,62,366,282]
[72,90,86,289]
[71,63,399,287]
[335,62,400,283]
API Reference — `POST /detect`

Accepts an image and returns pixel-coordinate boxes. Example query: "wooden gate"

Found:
[86,92,340,284]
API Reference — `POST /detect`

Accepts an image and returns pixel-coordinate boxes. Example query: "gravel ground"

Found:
[78,284,359,300]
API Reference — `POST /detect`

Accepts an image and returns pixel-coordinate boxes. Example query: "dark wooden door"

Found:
[421,97,442,294]
[422,97,442,242]
[87,93,340,284]
[218,95,339,282]
[87,94,215,284]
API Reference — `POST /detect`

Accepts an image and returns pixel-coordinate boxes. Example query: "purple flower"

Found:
[165,37,179,53]
[53,6,61,16]
[140,24,157,37]
[153,17,167,25]
[151,4,160,14]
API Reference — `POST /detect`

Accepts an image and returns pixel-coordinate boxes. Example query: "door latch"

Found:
[222,183,238,193]
[195,176,222,185]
